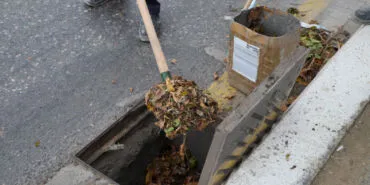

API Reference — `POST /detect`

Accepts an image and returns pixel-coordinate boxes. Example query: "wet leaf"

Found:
[213,72,219,80]
[181,91,189,96]
[173,119,181,127]
[170,59,177,64]
[224,95,235,100]
[165,127,175,134]
[224,106,233,112]
[287,7,299,16]
[286,153,290,161]
[189,156,197,169]
[309,20,319,24]
[35,140,40,147]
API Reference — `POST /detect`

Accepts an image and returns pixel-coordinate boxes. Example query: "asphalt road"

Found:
[0,0,247,184]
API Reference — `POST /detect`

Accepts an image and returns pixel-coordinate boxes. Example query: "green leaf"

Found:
[314,54,322,59]
[173,119,181,127]
[189,156,197,169]
[310,39,321,44]
[164,127,175,133]
[181,91,188,96]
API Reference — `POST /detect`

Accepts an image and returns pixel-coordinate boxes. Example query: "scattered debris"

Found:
[224,95,235,100]
[213,72,219,81]
[106,144,125,152]
[35,140,40,147]
[112,79,117,84]
[336,145,344,152]
[229,6,241,12]
[286,153,291,161]
[146,146,199,185]
[145,76,218,139]
[130,88,134,93]
[170,59,177,64]
[224,15,234,21]
[280,96,298,111]
[298,27,347,84]
[287,7,300,17]
[224,106,233,112]
[309,20,319,24]
[290,165,297,170]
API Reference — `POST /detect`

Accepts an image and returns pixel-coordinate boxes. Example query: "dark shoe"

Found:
[355,7,370,24]
[139,14,160,42]
[84,0,110,7]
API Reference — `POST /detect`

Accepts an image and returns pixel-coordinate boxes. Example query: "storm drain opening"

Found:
[75,101,220,185]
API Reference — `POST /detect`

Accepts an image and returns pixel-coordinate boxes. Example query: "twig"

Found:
[180,134,187,160]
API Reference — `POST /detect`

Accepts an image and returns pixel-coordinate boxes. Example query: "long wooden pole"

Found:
[137,0,171,81]
[243,0,254,9]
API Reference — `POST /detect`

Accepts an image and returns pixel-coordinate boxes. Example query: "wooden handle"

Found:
[243,0,253,9]
[137,0,169,74]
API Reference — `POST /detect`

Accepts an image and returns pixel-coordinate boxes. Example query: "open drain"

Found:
[75,101,219,185]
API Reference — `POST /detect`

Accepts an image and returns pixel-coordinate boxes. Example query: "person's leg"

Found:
[139,0,161,42]
[83,0,110,7]
[146,0,160,16]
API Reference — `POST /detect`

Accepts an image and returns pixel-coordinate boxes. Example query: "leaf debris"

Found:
[213,72,219,81]
[35,140,40,147]
[145,76,218,139]
[298,27,347,84]
[146,146,199,185]
[170,59,177,64]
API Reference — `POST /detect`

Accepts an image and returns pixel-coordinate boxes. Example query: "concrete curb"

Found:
[226,25,370,185]
[45,163,116,185]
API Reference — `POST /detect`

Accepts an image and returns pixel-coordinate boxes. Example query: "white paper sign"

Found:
[232,36,260,82]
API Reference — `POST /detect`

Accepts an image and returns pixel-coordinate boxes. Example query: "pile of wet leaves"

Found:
[146,145,199,185]
[280,15,349,109]
[145,76,218,139]
[298,26,348,84]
